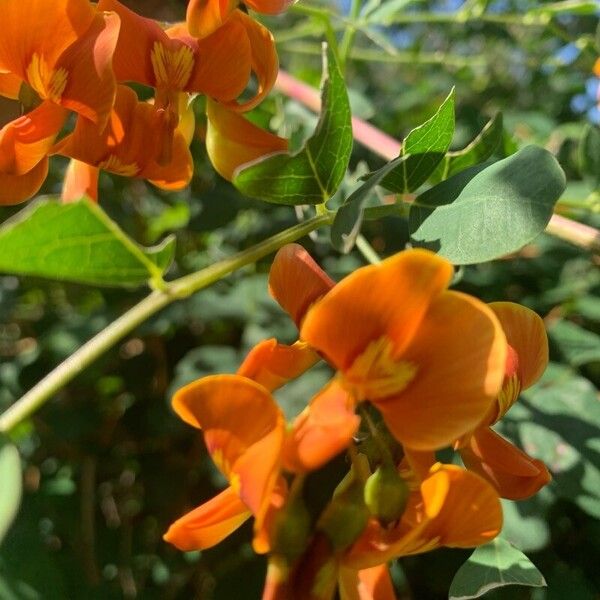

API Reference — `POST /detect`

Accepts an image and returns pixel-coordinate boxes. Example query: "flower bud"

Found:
[271,494,311,563]
[364,464,409,526]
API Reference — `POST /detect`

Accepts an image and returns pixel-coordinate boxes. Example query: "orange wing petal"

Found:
[489,302,548,390]
[0,73,23,100]
[0,0,95,79]
[186,0,238,39]
[376,291,506,450]
[283,379,359,473]
[244,0,295,14]
[338,564,397,600]
[301,249,453,371]
[205,98,288,180]
[224,11,278,112]
[0,158,49,205]
[459,427,551,500]
[163,486,251,551]
[171,374,284,518]
[269,244,335,327]
[61,160,99,203]
[237,338,320,391]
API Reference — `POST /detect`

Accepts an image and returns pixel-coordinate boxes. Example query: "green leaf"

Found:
[579,125,600,187]
[529,0,600,15]
[432,113,504,182]
[234,45,352,205]
[548,319,600,366]
[449,538,546,600]
[331,156,406,253]
[0,198,175,287]
[377,89,455,193]
[408,145,566,264]
[0,436,21,545]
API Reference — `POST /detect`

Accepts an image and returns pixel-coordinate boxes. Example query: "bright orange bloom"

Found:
[457,302,551,500]
[270,245,508,451]
[0,0,120,203]
[97,0,277,162]
[164,343,359,553]
[187,0,294,39]
[54,86,193,192]
[61,160,100,203]
[205,98,288,180]
[344,464,502,570]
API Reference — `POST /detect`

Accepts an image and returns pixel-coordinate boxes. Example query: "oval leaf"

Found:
[449,538,546,600]
[234,44,353,205]
[0,198,175,287]
[0,437,21,545]
[409,145,566,264]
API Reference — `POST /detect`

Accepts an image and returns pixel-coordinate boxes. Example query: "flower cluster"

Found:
[163,244,551,599]
[0,0,290,205]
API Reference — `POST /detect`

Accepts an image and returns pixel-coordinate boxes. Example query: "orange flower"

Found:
[97,0,277,161]
[457,302,551,500]
[344,464,502,570]
[0,0,120,203]
[54,86,193,192]
[164,342,359,553]
[270,244,508,451]
[187,0,294,39]
[205,98,288,180]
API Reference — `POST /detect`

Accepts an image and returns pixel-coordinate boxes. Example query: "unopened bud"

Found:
[272,494,311,562]
[364,464,409,526]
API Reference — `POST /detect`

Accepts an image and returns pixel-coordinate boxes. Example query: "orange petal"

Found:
[0,72,22,99]
[186,0,238,39]
[237,338,320,392]
[0,158,49,205]
[338,565,397,600]
[54,11,120,128]
[269,244,335,327]
[594,58,600,77]
[144,129,194,191]
[283,379,359,473]
[61,160,99,203]
[186,19,251,102]
[171,374,284,518]
[375,291,506,450]
[163,486,251,551]
[245,0,295,14]
[205,98,288,180]
[224,11,278,112]
[489,302,548,390]
[301,249,454,372]
[0,100,67,175]
[459,427,551,500]
[400,448,436,483]
[253,477,287,554]
[97,0,165,86]
[0,0,95,79]
[346,464,502,568]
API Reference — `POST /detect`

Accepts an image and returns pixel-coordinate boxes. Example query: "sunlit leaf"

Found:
[449,538,546,599]
[0,436,21,545]
[234,45,352,205]
[377,89,455,193]
[408,145,566,264]
[0,198,175,287]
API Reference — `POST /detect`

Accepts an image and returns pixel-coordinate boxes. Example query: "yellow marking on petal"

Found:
[98,155,139,177]
[150,42,194,90]
[343,337,417,400]
[495,372,521,421]
[26,54,68,103]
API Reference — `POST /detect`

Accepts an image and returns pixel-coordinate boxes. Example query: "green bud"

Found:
[272,494,311,562]
[364,464,409,526]
[317,459,370,551]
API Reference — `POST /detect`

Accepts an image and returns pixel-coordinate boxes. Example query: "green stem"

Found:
[0,214,332,434]
[355,234,381,264]
[338,0,362,69]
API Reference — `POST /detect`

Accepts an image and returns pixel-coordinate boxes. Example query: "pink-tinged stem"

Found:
[275,70,600,255]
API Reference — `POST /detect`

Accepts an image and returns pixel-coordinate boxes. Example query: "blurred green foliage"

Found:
[0,0,599,598]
